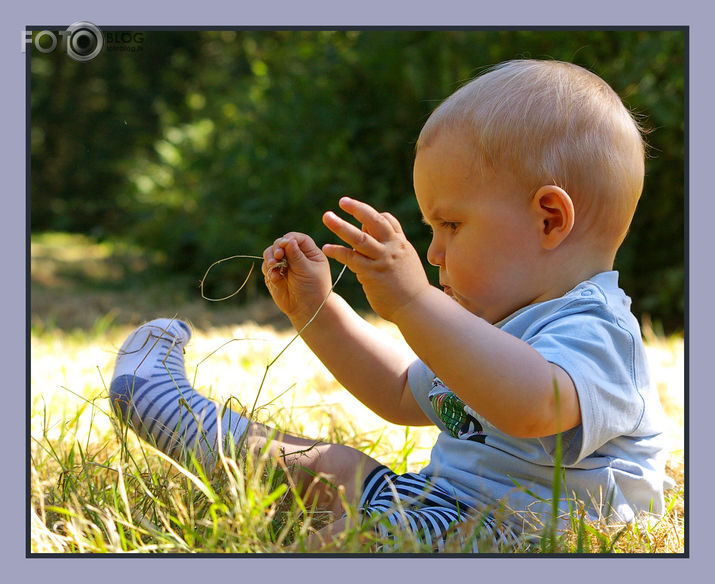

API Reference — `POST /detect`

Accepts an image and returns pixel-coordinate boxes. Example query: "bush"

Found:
[31,29,685,330]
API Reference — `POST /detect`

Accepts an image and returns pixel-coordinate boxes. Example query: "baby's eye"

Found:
[440,221,460,231]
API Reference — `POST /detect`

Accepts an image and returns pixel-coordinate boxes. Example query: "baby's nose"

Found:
[426,241,444,266]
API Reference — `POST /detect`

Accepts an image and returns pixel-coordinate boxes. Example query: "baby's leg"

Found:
[109,318,246,468]
[109,318,381,517]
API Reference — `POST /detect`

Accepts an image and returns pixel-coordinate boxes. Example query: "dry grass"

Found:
[29,233,685,554]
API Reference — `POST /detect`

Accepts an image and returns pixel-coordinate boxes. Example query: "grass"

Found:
[29,233,685,554]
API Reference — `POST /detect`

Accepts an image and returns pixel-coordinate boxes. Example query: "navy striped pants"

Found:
[358,465,515,552]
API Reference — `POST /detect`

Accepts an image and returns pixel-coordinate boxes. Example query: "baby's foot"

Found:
[112,318,191,383]
[109,318,248,469]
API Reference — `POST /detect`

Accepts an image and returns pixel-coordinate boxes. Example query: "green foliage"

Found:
[31,29,685,330]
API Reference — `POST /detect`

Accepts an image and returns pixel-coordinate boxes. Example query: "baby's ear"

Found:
[530,185,575,250]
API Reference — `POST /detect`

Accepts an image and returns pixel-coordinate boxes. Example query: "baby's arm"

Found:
[322,197,580,439]
[262,233,430,427]
[394,288,580,438]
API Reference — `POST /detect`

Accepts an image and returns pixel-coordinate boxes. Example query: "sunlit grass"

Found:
[30,317,685,554]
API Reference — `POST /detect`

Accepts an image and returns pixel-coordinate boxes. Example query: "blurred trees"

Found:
[30,29,685,331]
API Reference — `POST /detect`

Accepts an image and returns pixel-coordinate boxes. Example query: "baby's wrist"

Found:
[289,293,339,332]
[386,284,438,326]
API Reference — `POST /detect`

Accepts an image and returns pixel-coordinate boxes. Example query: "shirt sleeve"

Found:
[407,359,449,431]
[526,303,648,465]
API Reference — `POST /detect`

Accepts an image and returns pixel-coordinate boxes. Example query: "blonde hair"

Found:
[417,60,646,250]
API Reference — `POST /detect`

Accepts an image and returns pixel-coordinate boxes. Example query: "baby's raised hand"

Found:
[322,197,430,322]
[262,232,333,327]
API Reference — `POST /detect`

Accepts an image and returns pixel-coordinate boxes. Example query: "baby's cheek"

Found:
[452,274,485,307]
[456,262,484,289]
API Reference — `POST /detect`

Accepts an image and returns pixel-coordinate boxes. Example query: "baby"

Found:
[110,59,669,552]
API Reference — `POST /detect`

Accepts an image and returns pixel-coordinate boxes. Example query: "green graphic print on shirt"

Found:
[429,378,487,443]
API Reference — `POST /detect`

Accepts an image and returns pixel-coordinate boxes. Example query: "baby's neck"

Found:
[536,247,615,305]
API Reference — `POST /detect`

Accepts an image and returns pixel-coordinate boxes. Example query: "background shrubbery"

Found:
[31,29,685,331]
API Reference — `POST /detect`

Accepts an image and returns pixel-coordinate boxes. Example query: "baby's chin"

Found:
[444,287,473,311]
[447,292,495,323]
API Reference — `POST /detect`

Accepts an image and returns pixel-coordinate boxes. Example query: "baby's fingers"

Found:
[275,232,324,259]
[337,197,399,241]
[263,238,294,283]
[323,211,382,259]
[380,211,404,234]
[270,233,329,281]
[262,245,277,274]
[322,243,368,272]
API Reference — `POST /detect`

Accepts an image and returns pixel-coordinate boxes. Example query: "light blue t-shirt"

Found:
[408,271,670,530]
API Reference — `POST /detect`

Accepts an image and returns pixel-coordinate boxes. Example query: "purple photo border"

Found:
[6,0,709,582]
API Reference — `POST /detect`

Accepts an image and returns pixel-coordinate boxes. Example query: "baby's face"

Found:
[413,133,546,324]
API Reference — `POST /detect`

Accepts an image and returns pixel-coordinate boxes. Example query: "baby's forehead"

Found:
[416,185,482,220]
